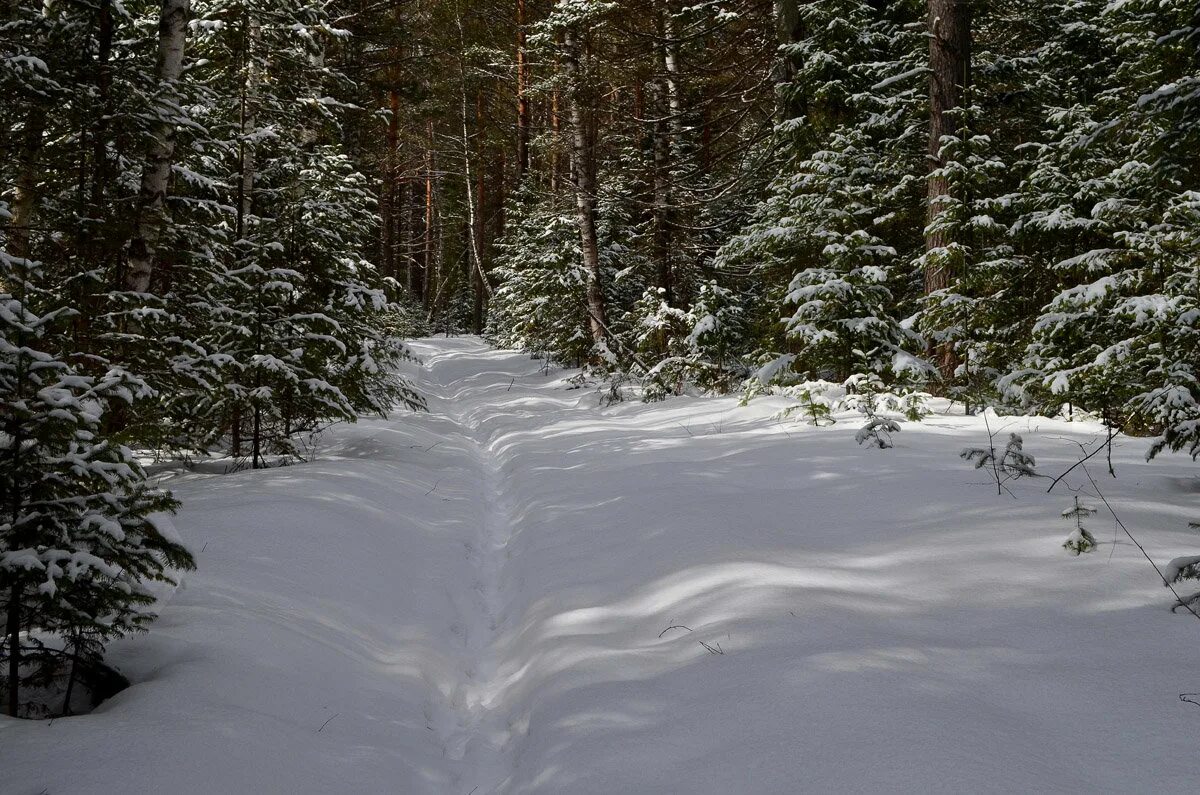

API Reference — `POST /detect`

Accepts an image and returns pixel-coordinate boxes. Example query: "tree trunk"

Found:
[515,0,531,182]
[550,81,561,194]
[454,6,493,327]
[61,642,80,717]
[7,109,47,263]
[6,583,20,717]
[473,94,489,332]
[124,0,189,294]
[563,27,607,344]
[417,121,434,306]
[235,12,259,242]
[381,89,400,279]
[88,0,114,222]
[652,0,681,307]
[398,176,412,289]
[773,0,804,120]
[231,405,242,457]
[925,0,970,381]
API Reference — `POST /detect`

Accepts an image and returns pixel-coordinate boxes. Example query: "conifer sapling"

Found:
[1061,496,1098,555]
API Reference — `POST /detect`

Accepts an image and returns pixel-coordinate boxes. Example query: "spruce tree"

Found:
[1,258,193,718]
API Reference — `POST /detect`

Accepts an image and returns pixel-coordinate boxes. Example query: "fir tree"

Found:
[0,258,193,717]
[1061,496,1097,555]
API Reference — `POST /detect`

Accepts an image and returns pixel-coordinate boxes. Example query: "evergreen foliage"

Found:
[0,258,193,717]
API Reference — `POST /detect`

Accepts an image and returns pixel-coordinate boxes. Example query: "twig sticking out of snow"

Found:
[658,624,693,638]
[1079,464,1200,621]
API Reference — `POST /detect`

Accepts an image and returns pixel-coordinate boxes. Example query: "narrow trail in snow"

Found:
[415,342,530,793]
[7,336,1196,795]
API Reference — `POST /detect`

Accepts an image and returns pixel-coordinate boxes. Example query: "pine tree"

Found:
[719,0,928,385]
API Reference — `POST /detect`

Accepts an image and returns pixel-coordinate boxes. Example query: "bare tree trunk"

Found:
[5,583,19,716]
[231,406,242,457]
[652,0,681,307]
[124,0,189,294]
[235,12,259,242]
[925,0,970,381]
[88,0,114,222]
[398,175,412,289]
[454,6,493,326]
[773,0,804,120]
[550,80,561,194]
[61,641,80,716]
[7,109,46,263]
[380,90,400,278]
[473,94,489,332]
[563,26,607,344]
[515,0,531,182]
[417,121,434,306]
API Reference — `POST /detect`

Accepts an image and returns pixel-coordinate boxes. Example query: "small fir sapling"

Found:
[841,373,886,416]
[855,416,901,448]
[1164,521,1200,613]
[897,390,933,422]
[962,432,1037,477]
[961,423,1037,495]
[1061,496,1098,554]
[782,388,835,427]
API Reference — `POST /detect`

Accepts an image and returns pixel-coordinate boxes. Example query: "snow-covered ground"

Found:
[3,336,1198,793]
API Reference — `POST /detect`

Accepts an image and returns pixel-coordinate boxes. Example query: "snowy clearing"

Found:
[3,336,1198,793]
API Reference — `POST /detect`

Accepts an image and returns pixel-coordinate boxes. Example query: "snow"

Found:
[3,336,1199,793]
[1164,556,1200,584]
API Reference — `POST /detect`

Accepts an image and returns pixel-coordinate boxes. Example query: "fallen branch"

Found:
[1045,433,1118,493]
[658,624,693,638]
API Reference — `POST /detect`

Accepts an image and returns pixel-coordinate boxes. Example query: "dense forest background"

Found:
[1,0,1198,715]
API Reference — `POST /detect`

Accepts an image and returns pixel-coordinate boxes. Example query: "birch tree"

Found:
[124,0,190,295]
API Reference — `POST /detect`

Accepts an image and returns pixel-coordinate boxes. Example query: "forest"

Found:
[2,0,1199,788]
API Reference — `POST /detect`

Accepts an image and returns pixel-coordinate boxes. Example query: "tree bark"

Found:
[563,26,607,344]
[414,120,434,304]
[7,109,46,263]
[454,7,493,326]
[398,176,412,289]
[652,0,682,307]
[473,94,489,332]
[88,0,114,221]
[124,0,189,294]
[773,0,804,120]
[550,80,561,194]
[235,12,259,243]
[380,90,400,278]
[6,583,20,717]
[925,0,970,380]
[515,0,531,182]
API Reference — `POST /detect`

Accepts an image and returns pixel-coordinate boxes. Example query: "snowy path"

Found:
[416,346,525,791]
[4,336,1200,794]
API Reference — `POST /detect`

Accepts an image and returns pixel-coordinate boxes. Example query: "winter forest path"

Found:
[407,338,544,792]
[5,336,1198,794]
[390,337,1199,794]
